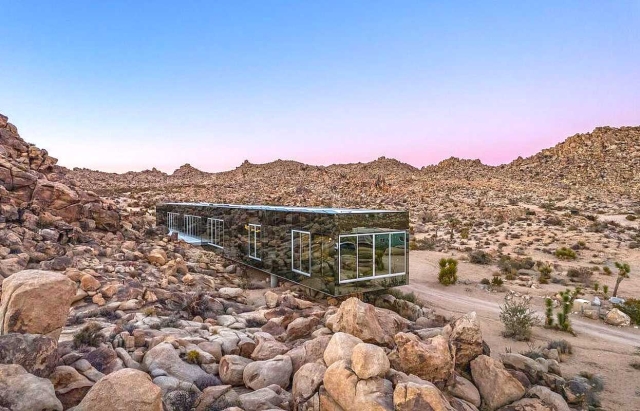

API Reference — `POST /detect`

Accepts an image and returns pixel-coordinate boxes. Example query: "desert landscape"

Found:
[0,111,639,411]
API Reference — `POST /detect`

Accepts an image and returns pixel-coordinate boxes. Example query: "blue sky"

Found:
[1,1,639,172]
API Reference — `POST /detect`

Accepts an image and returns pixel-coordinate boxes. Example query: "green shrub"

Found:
[547,339,573,355]
[500,295,539,341]
[627,215,637,221]
[73,322,103,349]
[480,278,491,285]
[185,350,201,365]
[615,298,640,325]
[438,258,458,285]
[491,276,504,287]
[469,250,492,265]
[555,247,577,260]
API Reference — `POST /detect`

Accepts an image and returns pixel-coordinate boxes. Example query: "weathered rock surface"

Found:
[0,333,58,377]
[471,355,525,411]
[0,364,62,411]
[394,332,454,387]
[0,270,76,340]
[73,368,162,411]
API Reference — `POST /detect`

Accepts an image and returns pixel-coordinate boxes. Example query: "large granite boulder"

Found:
[0,333,58,377]
[471,355,525,411]
[0,364,62,411]
[73,368,162,411]
[394,333,454,388]
[0,270,76,340]
[142,342,208,384]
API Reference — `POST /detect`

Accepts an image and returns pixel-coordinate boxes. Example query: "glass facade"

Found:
[156,203,409,296]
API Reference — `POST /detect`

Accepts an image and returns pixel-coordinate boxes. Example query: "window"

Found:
[167,212,179,232]
[207,218,224,249]
[338,231,407,284]
[247,223,261,260]
[292,230,311,276]
[183,215,201,238]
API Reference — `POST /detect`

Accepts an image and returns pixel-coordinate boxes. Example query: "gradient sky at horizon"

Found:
[1,1,639,173]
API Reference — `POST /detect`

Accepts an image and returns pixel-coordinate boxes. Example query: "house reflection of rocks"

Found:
[156,203,409,296]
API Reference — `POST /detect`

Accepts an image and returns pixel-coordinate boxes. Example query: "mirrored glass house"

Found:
[156,203,409,296]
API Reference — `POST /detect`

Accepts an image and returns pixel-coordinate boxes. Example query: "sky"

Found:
[1,1,639,173]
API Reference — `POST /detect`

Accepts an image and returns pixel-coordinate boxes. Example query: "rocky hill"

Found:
[505,126,640,194]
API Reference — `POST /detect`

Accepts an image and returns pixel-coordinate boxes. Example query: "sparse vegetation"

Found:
[500,295,539,341]
[469,250,492,265]
[555,247,577,260]
[491,275,504,287]
[612,261,631,297]
[185,350,201,365]
[438,258,458,285]
[615,298,640,325]
[548,339,573,355]
[73,322,103,349]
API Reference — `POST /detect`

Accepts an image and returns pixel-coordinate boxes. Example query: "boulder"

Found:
[0,270,76,340]
[328,297,409,347]
[500,353,546,383]
[354,377,394,410]
[80,274,101,292]
[194,385,240,411]
[219,355,253,386]
[496,398,554,410]
[287,334,331,374]
[527,385,571,411]
[148,249,167,266]
[286,316,320,341]
[442,312,483,372]
[243,355,293,390]
[48,365,94,409]
[73,368,162,411]
[251,333,290,361]
[323,332,363,367]
[470,355,525,411]
[0,364,62,411]
[448,374,481,407]
[323,359,359,410]
[0,333,58,377]
[292,362,326,406]
[393,381,455,411]
[394,333,454,388]
[605,308,631,326]
[238,386,289,410]
[351,343,390,379]
[264,290,279,308]
[142,342,208,384]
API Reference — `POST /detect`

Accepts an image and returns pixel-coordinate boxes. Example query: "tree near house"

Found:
[612,262,631,298]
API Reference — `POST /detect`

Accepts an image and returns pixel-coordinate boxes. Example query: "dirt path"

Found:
[405,284,640,347]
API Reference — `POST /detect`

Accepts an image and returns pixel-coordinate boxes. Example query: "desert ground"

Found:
[404,249,640,410]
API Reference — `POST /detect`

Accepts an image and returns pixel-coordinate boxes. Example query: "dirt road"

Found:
[405,284,640,347]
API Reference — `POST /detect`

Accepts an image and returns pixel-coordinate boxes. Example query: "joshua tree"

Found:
[612,262,631,298]
[448,218,460,241]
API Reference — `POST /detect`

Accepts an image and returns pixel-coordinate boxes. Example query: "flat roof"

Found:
[159,202,405,215]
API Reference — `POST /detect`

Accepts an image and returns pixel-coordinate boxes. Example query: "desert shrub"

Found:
[593,282,599,292]
[185,350,201,365]
[480,278,491,285]
[547,339,573,355]
[630,361,640,370]
[520,344,545,360]
[602,266,612,275]
[577,371,605,409]
[627,215,637,221]
[567,267,593,285]
[539,264,552,284]
[409,237,436,251]
[143,307,156,317]
[97,307,119,321]
[615,299,640,325]
[164,389,198,411]
[555,247,577,260]
[438,258,458,285]
[545,216,563,226]
[505,272,516,281]
[73,322,103,349]
[491,276,504,287]
[195,374,222,391]
[469,250,492,265]
[603,285,609,296]
[500,295,539,341]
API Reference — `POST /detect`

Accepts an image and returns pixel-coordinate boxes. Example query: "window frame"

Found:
[183,215,201,239]
[291,229,312,276]
[337,231,407,284]
[167,212,179,232]
[207,218,224,249]
[247,223,262,261]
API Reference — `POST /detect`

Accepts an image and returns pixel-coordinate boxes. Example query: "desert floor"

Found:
[403,250,640,411]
